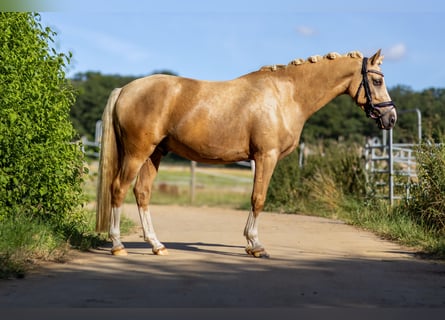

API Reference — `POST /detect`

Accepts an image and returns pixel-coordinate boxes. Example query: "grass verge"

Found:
[299,196,445,259]
[0,209,135,279]
[0,214,68,279]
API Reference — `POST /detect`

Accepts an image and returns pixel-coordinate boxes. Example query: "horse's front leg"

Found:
[244,151,278,258]
[244,209,265,257]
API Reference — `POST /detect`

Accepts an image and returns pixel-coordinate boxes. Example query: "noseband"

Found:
[355,57,396,120]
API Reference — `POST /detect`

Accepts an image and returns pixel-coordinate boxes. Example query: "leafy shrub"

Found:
[0,13,89,277]
[0,13,85,228]
[402,141,445,234]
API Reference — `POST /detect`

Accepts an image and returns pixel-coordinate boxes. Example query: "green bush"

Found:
[0,13,89,277]
[402,141,445,234]
[0,13,85,227]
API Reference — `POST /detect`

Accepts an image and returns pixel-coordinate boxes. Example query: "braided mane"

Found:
[258,51,363,72]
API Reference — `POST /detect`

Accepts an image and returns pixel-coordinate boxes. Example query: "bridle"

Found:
[355,57,396,120]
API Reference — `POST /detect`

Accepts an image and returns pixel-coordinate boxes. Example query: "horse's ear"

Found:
[370,49,384,65]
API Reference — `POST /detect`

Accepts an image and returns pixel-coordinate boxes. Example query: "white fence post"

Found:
[388,129,394,206]
[190,161,196,204]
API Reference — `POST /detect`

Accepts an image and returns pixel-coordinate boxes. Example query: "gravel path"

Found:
[1,204,444,307]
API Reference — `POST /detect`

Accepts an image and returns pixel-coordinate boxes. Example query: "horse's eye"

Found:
[373,79,383,86]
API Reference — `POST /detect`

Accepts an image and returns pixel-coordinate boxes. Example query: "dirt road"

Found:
[1,204,444,307]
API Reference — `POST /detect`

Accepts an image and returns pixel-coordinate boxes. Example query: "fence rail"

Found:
[364,132,418,204]
[363,109,423,205]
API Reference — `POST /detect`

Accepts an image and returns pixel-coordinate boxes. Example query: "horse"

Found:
[95,49,397,258]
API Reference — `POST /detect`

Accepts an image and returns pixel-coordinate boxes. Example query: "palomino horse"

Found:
[96,49,396,258]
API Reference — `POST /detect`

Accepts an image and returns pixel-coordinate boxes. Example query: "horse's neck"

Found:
[285,58,358,119]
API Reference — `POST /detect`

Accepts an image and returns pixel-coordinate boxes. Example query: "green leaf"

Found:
[8,112,18,124]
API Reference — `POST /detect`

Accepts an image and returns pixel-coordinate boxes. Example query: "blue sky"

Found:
[38,0,445,91]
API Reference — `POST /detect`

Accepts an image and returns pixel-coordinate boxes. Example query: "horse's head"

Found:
[351,49,397,130]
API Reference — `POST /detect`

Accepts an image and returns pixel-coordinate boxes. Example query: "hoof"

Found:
[245,247,270,258]
[253,250,270,259]
[153,246,169,256]
[111,246,128,256]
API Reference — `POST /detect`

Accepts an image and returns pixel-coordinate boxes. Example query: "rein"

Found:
[355,57,395,120]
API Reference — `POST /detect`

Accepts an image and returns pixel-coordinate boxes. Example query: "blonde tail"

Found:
[96,88,122,232]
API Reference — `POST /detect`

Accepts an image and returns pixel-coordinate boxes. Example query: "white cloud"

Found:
[385,43,407,61]
[296,26,317,37]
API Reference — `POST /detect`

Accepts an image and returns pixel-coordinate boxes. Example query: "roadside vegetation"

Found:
[265,140,445,258]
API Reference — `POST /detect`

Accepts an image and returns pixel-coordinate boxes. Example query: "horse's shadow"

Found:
[97,241,247,257]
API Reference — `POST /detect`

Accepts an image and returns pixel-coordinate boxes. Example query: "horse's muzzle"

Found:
[376,105,397,130]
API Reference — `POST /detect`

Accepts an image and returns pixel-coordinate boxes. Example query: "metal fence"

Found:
[363,108,422,205]
[364,132,418,205]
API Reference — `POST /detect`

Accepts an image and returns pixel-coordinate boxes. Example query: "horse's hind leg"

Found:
[110,156,146,256]
[244,150,278,258]
[133,149,168,255]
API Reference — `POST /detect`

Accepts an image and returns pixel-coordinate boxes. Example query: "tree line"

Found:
[70,72,445,146]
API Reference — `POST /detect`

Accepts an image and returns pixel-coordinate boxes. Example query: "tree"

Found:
[0,13,84,227]
[70,72,139,139]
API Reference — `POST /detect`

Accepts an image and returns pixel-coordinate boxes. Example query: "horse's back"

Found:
[113,75,254,161]
[113,73,296,163]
